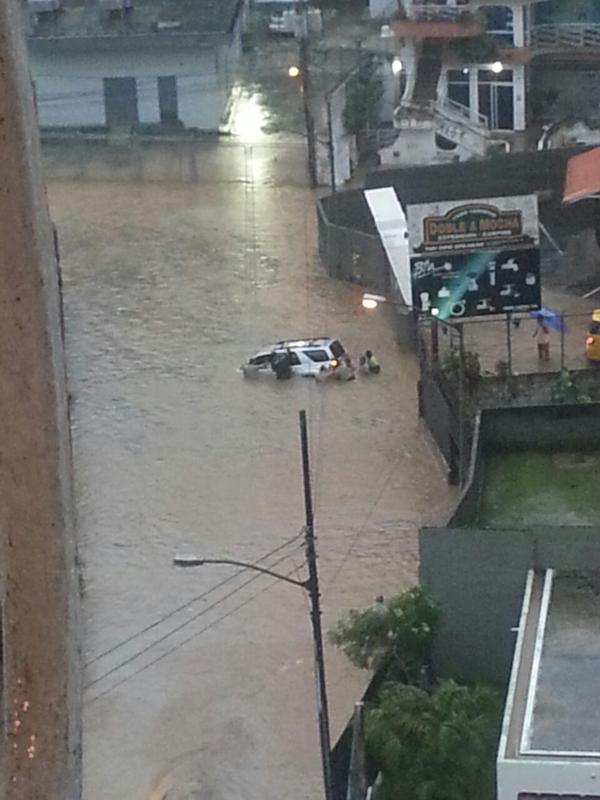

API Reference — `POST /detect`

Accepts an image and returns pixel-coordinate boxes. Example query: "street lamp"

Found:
[361,292,387,310]
[391,57,403,75]
[491,61,504,74]
[173,411,333,800]
[288,64,301,78]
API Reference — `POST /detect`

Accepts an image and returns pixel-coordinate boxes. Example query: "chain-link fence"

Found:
[417,310,600,485]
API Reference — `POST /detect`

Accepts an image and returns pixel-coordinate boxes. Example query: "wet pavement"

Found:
[45,100,454,799]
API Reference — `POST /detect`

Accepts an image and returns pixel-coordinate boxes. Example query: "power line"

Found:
[86,530,303,667]
[85,562,306,706]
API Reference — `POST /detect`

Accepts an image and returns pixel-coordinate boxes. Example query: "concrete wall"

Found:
[482,402,600,450]
[420,527,600,688]
[0,1,81,797]
[29,45,228,130]
[499,756,600,800]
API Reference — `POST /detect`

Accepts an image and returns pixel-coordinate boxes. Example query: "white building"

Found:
[25,0,248,132]
[498,569,600,800]
[379,0,550,165]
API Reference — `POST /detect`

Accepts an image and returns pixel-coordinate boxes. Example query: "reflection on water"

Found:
[230,89,269,142]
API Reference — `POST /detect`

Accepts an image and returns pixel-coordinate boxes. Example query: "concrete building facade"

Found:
[25,0,248,132]
[498,570,600,800]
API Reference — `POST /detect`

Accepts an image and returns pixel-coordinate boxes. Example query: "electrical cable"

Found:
[85,562,307,705]
[86,530,304,667]
[84,546,302,692]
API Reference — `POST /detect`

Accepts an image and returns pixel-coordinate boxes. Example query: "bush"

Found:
[329,587,439,684]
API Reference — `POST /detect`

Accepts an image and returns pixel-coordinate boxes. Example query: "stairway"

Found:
[412,40,443,104]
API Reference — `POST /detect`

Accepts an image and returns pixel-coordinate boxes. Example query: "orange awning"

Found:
[563,147,600,205]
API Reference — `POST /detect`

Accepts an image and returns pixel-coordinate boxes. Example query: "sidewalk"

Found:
[452,289,597,376]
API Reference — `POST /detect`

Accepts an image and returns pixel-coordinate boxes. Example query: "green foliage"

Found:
[366,680,501,800]
[552,368,593,404]
[329,587,439,683]
[343,57,384,135]
[441,343,481,392]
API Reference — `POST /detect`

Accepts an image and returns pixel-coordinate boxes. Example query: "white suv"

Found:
[243,338,346,377]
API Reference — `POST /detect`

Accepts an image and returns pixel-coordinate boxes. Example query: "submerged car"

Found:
[243,338,346,377]
[586,310,600,363]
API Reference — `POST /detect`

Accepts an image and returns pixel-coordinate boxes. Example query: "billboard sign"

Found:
[411,247,541,319]
[407,195,539,255]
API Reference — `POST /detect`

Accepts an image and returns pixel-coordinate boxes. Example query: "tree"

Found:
[343,57,384,135]
[366,680,501,800]
[329,587,439,684]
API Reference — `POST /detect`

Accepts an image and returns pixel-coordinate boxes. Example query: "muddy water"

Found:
[46,138,454,800]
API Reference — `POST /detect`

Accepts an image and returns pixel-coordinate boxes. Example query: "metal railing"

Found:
[402,1,472,22]
[530,23,600,51]
[439,95,489,130]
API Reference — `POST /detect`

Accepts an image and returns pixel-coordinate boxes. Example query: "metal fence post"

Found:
[458,323,465,487]
[506,311,513,376]
[560,310,565,369]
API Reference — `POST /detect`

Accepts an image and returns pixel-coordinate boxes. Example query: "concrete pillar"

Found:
[514,64,526,131]
[513,3,525,48]
[469,67,480,124]
[0,2,81,799]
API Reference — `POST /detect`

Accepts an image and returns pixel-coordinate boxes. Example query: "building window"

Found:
[483,5,514,45]
[158,76,178,123]
[478,69,514,130]
[447,69,470,109]
[103,77,139,127]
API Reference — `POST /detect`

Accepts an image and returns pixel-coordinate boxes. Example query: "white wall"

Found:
[369,0,397,18]
[29,44,228,130]
[35,76,105,126]
[513,64,526,131]
[498,758,600,800]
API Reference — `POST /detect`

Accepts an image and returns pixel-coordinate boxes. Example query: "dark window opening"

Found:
[305,349,329,362]
[158,76,178,123]
[103,77,139,127]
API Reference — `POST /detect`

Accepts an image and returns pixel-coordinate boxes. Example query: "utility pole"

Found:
[174,411,333,800]
[299,409,334,800]
[325,95,336,194]
[297,1,318,189]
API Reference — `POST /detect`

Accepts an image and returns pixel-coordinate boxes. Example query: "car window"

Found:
[288,352,301,365]
[305,349,329,362]
[330,340,344,359]
[250,354,271,366]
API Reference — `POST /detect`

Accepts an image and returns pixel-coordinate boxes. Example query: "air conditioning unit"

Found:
[28,0,61,13]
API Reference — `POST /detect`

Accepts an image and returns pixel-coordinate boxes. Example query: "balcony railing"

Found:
[530,23,600,51]
[402,1,472,22]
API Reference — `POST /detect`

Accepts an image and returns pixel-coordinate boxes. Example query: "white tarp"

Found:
[364,187,412,307]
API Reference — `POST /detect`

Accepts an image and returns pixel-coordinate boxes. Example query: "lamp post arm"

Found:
[173,556,309,590]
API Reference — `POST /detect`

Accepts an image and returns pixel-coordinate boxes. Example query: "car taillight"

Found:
[587,336,595,346]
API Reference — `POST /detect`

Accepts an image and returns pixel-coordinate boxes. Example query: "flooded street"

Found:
[46,130,454,799]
